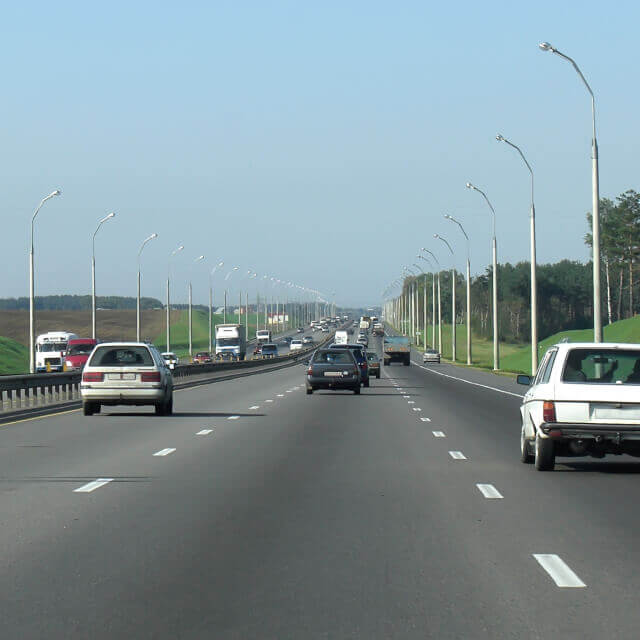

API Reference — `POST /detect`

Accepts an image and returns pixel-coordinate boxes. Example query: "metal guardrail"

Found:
[0,336,329,415]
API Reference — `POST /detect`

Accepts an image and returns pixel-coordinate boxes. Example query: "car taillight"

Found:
[543,401,556,423]
[82,371,104,382]
[307,367,313,375]
[141,371,161,382]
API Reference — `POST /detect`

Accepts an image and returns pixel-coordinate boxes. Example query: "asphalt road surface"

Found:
[1,333,639,638]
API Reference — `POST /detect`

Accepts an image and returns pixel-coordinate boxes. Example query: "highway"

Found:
[1,331,640,638]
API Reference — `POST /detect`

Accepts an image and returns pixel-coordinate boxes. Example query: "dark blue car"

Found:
[328,343,369,387]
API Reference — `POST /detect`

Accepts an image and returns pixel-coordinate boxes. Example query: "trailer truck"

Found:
[215,324,246,360]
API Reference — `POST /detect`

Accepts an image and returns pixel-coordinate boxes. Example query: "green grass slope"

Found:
[500,315,640,374]
[0,336,29,375]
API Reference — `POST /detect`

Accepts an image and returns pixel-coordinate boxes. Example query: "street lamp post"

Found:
[497,133,538,374]
[467,182,499,370]
[223,266,239,324]
[29,189,61,373]
[434,234,456,362]
[539,42,601,342]
[445,215,472,365]
[422,248,441,352]
[166,244,184,352]
[189,255,205,358]
[209,260,224,353]
[91,212,115,340]
[136,233,158,342]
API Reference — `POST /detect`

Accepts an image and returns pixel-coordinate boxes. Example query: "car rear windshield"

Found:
[313,351,354,364]
[262,346,277,352]
[67,344,94,356]
[562,348,640,384]
[89,346,154,367]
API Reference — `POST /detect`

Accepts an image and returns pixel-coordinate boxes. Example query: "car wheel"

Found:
[306,387,313,395]
[364,379,370,388]
[353,386,361,395]
[155,402,165,416]
[534,433,555,471]
[82,402,95,416]
[376,372,381,379]
[403,359,410,366]
[384,360,390,366]
[520,426,534,464]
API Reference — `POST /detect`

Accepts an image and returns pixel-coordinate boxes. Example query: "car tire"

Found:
[376,372,381,379]
[384,360,390,366]
[520,426,534,464]
[364,379,370,388]
[403,359,410,366]
[306,387,313,395]
[353,386,361,395]
[534,433,555,471]
[82,402,95,416]
[155,402,165,416]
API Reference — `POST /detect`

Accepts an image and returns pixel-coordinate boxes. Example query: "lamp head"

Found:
[51,189,61,197]
[233,266,239,271]
[444,214,452,220]
[196,255,205,261]
[218,260,224,266]
[539,41,554,52]
[496,134,505,142]
[466,182,474,190]
[433,233,440,239]
[107,212,115,219]
[177,245,184,252]
[150,233,158,239]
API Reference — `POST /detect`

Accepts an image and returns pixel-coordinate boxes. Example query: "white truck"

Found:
[256,329,272,343]
[334,330,349,345]
[36,331,78,372]
[215,324,246,360]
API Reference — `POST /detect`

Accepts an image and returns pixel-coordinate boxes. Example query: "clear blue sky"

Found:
[1,0,638,308]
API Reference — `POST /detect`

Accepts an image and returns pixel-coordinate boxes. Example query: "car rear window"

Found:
[89,346,154,367]
[313,351,354,364]
[562,348,640,384]
[67,344,94,356]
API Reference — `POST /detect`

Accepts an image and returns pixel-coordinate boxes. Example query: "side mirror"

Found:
[516,374,532,386]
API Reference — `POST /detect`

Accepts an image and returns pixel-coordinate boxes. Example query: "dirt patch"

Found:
[0,310,180,345]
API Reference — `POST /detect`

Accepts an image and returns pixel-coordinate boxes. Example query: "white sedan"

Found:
[518,342,640,470]
[289,339,303,352]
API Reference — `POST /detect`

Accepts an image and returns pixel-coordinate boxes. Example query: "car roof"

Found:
[551,342,640,350]
[93,342,153,348]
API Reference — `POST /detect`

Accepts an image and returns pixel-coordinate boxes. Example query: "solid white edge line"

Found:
[533,554,586,588]
[448,451,467,460]
[432,431,446,438]
[476,483,503,499]
[73,478,114,493]
[413,361,524,398]
[153,448,176,456]
[196,429,213,435]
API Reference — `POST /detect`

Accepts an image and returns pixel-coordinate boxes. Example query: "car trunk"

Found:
[554,384,640,424]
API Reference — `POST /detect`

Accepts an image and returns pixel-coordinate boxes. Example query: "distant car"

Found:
[253,344,264,356]
[306,348,361,395]
[297,327,304,333]
[302,336,314,345]
[357,335,368,347]
[328,343,369,387]
[80,342,174,416]
[321,326,330,333]
[260,343,279,358]
[366,351,381,379]
[193,351,213,364]
[283,336,293,344]
[161,352,179,370]
[64,338,98,371]
[423,348,441,364]
[290,339,303,351]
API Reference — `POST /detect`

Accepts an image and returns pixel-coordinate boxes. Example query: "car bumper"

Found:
[423,357,440,363]
[540,421,640,441]
[80,387,166,404]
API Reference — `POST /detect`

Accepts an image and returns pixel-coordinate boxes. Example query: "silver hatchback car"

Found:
[81,342,174,416]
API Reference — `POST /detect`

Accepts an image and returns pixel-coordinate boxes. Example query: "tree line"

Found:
[402,188,639,344]
[0,295,164,311]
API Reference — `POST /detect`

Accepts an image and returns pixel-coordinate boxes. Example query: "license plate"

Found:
[591,404,640,421]
[122,373,136,380]
[107,373,120,380]
[324,372,342,377]
[107,373,136,381]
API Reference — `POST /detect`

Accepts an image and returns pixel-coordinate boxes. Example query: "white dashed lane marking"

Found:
[73,478,114,493]
[407,401,415,404]
[533,554,586,588]
[153,448,176,457]
[265,400,273,403]
[448,451,466,460]
[249,406,260,410]
[196,429,213,435]
[228,416,240,420]
[412,407,422,412]
[420,417,431,422]
[277,394,284,397]
[432,431,446,438]
[476,484,503,499]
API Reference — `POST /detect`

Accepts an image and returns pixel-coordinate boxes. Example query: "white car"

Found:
[423,349,441,364]
[518,342,640,470]
[81,342,174,416]
[161,352,179,369]
[289,339,303,351]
